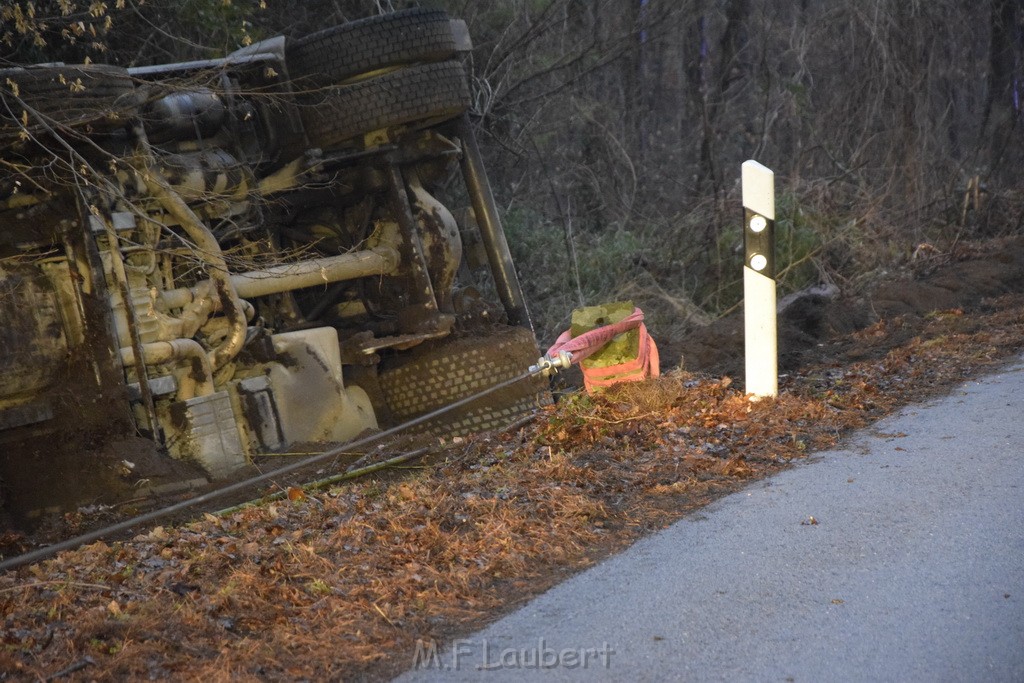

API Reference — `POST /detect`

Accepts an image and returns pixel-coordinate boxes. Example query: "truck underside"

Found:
[0,10,547,524]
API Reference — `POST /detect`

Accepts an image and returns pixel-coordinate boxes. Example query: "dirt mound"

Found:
[0,435,207,533]
[675,236,1024,379]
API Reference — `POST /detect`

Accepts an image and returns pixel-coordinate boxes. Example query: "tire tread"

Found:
[379,326,551,436]
[0,65,136,136]
[300,60,469,149]
[288,9,456,88]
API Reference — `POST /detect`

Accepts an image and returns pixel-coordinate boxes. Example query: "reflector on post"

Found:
[742,160,778,398]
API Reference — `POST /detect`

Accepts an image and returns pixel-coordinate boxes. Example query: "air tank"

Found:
[143,89,226,143]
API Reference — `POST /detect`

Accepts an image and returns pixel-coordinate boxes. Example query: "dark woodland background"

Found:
[3,0,1022,342]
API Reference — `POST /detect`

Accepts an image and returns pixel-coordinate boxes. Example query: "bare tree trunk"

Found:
[984,0,1023,180]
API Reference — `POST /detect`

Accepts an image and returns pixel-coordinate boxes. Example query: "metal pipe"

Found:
[160,247,400,310]
[134,135,247,372]
[455,115,532,330]
[119,339,215,400]
[232,247,400,299]
[127,52,279,78]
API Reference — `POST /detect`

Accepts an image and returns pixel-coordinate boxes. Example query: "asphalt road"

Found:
[396,357,1024,682]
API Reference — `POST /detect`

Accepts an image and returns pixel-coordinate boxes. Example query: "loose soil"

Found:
[1,236,1023,681]
[673,235,1024,377]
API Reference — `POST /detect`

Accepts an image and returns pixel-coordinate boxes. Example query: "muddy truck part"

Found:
[0,9,547,524]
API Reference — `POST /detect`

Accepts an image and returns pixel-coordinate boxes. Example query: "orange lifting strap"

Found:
[546,306,660,394]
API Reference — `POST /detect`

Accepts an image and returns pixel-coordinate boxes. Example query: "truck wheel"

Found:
[287,8,456,89]
[378,326,551,437]
[300,60,469,150]
[0,65,136,139]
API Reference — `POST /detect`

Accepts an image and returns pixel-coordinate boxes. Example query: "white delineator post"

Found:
[741,160,778,398]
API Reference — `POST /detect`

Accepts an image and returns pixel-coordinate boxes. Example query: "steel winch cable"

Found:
[0,365,556,573]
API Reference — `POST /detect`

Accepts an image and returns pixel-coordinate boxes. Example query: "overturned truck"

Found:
[0,10,547,522]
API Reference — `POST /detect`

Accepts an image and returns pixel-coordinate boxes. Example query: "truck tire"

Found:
[300,60,469,150]
[288,9,456,89]
[0,65,136,139]
[378,326,551,437]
